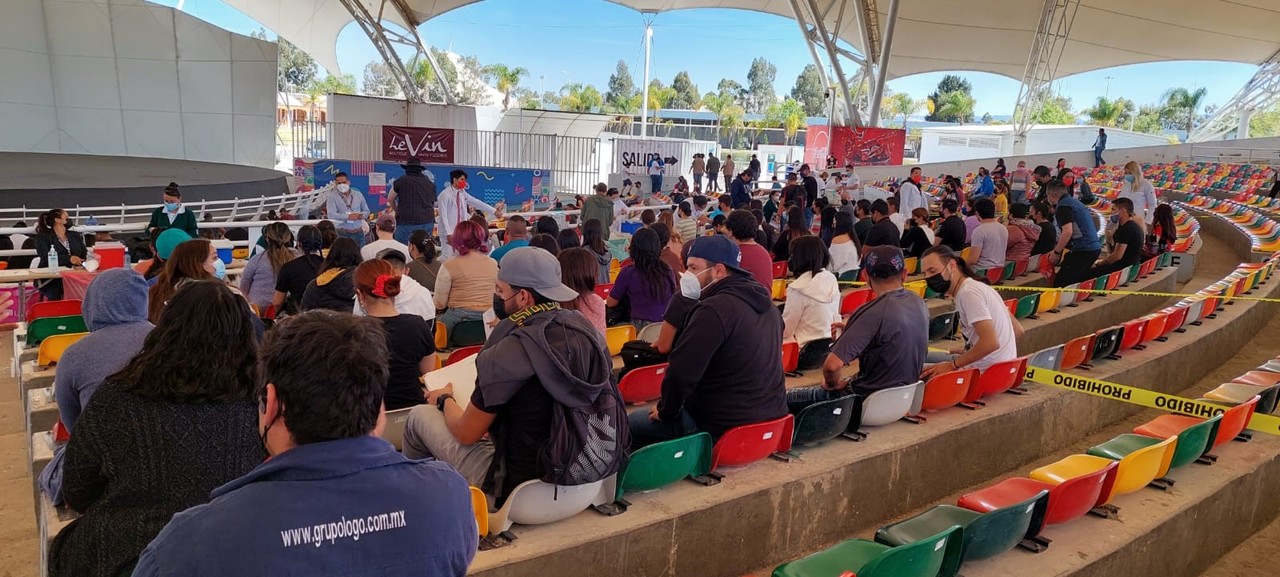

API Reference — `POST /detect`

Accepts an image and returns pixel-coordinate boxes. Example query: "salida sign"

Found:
[382,126,455,163]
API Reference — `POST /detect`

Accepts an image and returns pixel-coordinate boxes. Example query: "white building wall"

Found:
[0,0,278,167]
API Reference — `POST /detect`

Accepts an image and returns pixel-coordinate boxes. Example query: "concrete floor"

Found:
[0,333,38,576]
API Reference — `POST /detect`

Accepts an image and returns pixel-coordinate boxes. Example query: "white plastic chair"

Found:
[636,322,664,344]
[860,381,920,427]
[487,475,615,535]
[1183,299,1205,327]
[1057,283,1077,308]
[1028,345,1063,371]
[379,407,414,451]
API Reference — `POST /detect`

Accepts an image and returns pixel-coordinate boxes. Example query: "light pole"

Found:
[640,22,654,138]
[1104,75,1113,98]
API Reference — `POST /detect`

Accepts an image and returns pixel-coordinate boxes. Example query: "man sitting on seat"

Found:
[133,311,477,576]
[405,247,626,506]
[785,246,928,413]
[629,235,788,448]
[920,246,1023,380]
[1088,197,1144,278]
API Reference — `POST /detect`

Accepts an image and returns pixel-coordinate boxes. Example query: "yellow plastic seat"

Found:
[470,487,489,538]
[1033,440,1175,504]
[1036,290,1060,314]
[606,325,636,355]
[960,247,973,262]
[772,278,787,300]
[434,321,448,351]
[904,281,926,298]
[903,256,919,275]
[37,332,87,367]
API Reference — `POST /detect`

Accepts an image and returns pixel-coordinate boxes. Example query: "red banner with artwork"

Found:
[382,126,455,163]
[806,125,905,167]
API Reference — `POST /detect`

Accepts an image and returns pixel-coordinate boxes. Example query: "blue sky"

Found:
[158,0,1259,118]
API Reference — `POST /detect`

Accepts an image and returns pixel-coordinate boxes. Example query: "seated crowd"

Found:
[23,158,1181,576]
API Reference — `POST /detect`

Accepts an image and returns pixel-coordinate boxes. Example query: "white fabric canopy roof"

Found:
[227,0,1280,81]
[494,109,617,138]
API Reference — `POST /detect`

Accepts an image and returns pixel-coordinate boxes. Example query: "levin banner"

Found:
[382,126,456,163]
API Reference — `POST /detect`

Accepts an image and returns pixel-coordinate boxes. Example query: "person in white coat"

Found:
[781,236,840,348]
[1118,161,1158,232]
[437,168,501,258]
[898,166,929,219]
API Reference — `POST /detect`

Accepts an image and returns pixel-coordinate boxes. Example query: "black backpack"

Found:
[540,380,630,486]
[619,340,667,376]
[1077,180,1097,204]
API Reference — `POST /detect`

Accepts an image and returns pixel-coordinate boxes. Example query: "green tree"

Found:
[361,62,399,98]
[1130,104,1167,134]
[765,98,808,144]
[981,112,994,124]
[790,64,826,116]
[606,60,637,110]
[559,83,603,112]
[670,71,700,109]
[1248,103,1280,138]
[252,29,317,92]
[411,49,489,105]
[700,91,742,144]
[932,91,976,125]
[309,73,357,95]
[925,75,973,122]
[482,63,528,111]
[746,57,777,113]
[1083,96,1135,127]
[884,92,923,128]
[1162,86,1210,137]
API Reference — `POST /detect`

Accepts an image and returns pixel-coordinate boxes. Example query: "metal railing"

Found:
[0,189,330,229]
[290,121,603,198]
[1185,146,1280,166]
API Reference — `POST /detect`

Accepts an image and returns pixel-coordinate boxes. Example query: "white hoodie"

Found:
[353,274,436,322]
[782,270,841,347]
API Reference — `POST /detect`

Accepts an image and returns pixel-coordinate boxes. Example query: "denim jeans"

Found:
[394,222,434,246]
[1094,149,1105,167]
[628,408,699,450]
[339,229,366,247]
[785,386,852,416]
[437,307,483,334]
[651,175,663,195]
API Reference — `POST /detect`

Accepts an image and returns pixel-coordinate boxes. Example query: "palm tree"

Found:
[558,83,602,113]
[933,91,976,124]
[1084,96,1135,127]
[1162,86,1209,136]
[885,92,922,128]
[647,85,676,125]
[765,98,808,144]
[482,64,528,112]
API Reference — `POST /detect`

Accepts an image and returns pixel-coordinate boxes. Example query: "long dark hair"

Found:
[789,235,831,279]
[407,229,437,264]
[36,209,66,235]
[627,227,675,302]
[559,247,597,303]
[1152,204,1177,245]
[819,206,837,246]
[922,245,981,281]
[583,219,607,255]
[316,220,337,249]
[833,211,862,251]
[785,206,808,238]
[150,239,214,323]
[115,280,257,403]
[320,237,362,274]
[557,228,581,251]
[296,225,323,256]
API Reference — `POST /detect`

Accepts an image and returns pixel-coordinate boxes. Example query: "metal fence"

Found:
[603,120,808,149]
[1186,146,1280,166]
[291,122,603,198]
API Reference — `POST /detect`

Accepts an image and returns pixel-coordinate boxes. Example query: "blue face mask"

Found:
[165,202,179,212]
[213,258,226,280]
[1123,174,1135,183]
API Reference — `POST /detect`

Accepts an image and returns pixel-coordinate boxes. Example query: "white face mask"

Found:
[336,183,350,193]
[679,269,708,299]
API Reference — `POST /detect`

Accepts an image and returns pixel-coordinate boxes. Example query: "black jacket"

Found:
[392,171,438,225]
[300,268,356,312]
[658,273,787,439]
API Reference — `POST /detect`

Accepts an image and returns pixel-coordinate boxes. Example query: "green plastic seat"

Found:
[1014,294,1039,319]
[1088,414,1221,471]
[1002,260,1016,281]
[876,492,1045,565]
[773,526,963,577]
[616,433,712,500]
[838,269,861,283]
[449,320,487,348]
[1125,264,1140,285]
[26,315,87,346]
[792,395,859,446]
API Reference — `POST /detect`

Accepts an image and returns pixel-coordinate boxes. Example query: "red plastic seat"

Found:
[618,363,667,404]
[1134,396,1258,451]
[1140,313,1168,345]
[1104,270,1123,291]
[987,268,1005,285]
[710,415,794,470]
[964,357,1028,403]
[772,261,788,279]
[1012,259,1029,277]
[1075,278,1095,301]
[1164,305,1190,334]
[1059,335,1095,371]
[1198,296,1221,321]
[1004,298,1017,317]
[1233,371,1280,388]
[916,369,978,413]
[958,461,1118,527]
[781,341,799,373]
[446,345,483,366]
[1117,319,1145,352]
[27,300,82,324]
[594,283,613,301]
[840,288,875,315]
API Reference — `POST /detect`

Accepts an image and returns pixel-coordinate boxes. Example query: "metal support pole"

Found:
[788,0,842,125]
[801,0,857,126]
[868,0,900,127]
[640,24,653,138]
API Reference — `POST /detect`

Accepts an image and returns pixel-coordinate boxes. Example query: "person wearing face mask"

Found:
[437,169,501,258]
[898,166,929,219]
[1045,178,1101,288]
[406,247,626,506]
[1117,161,1157,232]
[629,235,788,449]
[147,183,199,238]
[1008,161,1031,206]
[326,172,371,247]
[34,208,88,299]
[919,246,1023,381]
[785,246,927,414]
[50,281,262,577]
[133,311,476,577]
[353,259,435,410]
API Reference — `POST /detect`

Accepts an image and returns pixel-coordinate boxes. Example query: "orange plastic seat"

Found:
[964,357,1028,403]
[446,345,482,366]
[37,332,87,367]
[710,415,794,470]
[434,321,448,350]
[958,460,1117,527]
[1135,396,1258,451]
[781,341,799,373]
[1058,334,1095,371]
[1116,319,1146,352]
[1140,313,1168,345]
[914,369,978,414]
[618,363,667,404]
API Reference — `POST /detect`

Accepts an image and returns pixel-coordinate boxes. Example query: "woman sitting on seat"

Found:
[607,227,676,329]
[405,229,442,291]
[355,259,435,411]
[433,219,498,333]
[148,239,220,323]
[34,208,88,300]
[50,280,262,577]
[300,237,362,313]
[781,236,840,348]
[828,211,862,281]
[559,247,607,337]
[239,222,295,312]
[272,225,324,316]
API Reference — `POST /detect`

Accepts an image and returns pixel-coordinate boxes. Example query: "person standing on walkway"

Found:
[326,172,370,247]
[706,152,722,193]
[1093,128,1107,167]
[722,154,736,190]
[648,155,666,195]
[388,158,437,245]
[436,169,499,259]
[749,154,762,184]
[691,153,706,193]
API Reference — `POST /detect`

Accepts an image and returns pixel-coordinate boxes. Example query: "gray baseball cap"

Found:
[497,247,580,302]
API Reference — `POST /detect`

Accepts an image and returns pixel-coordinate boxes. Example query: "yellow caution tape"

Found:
[1022,365,1280,436]
[991,284,1280,304]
